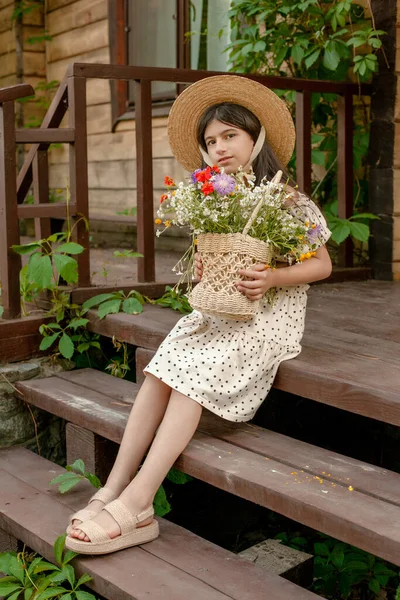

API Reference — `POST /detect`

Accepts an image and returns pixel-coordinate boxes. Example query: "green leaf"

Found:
[274,46,288,68]
[37,587,70,599]
[0,553,15,574]
[122,297,143,315]
[9,556,25,583]
[29,253,53,289]
[304,48,320,69]
[50,471,83,493]
[323,41,340,70]
[0,582,22,596]
[153,485,171,517]
[75,573,92,588]
[368,578,381,596]
[253,40,266,53]
[54,534,67,564]
[62,564,75,587]
[82,293,117,310]
[330,221,351,245]
[40,332,60,351]
[60,595,73,600]
[12,242,41,255]
[0,305,3,317]
[291,44,304,65]
[348,221,370,242]
[55,242,84,255]
[32,561,61,574]
[85,473,102,489]
[349,212,379,221]
[25,587,34,600]
[98,299,122,319]
[67,318,89,331]
[53,254,78,285]
[61,550,78,566]
[68,459,86,475]
[314,542,330,557]
[75,592,98,600]
[166,467,193,485]
[58,333,75,359]
[311,149,326,166]
[6,591,22,600]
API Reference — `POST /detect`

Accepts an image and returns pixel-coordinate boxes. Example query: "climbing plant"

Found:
[225,0,385,257]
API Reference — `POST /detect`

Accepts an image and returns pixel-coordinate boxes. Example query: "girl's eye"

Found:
[207,140,215,146]
[227,133,236,138]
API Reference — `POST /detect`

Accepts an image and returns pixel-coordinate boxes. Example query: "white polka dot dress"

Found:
[144,196,331,422]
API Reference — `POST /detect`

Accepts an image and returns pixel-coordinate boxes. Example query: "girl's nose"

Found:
[215,139,227,154]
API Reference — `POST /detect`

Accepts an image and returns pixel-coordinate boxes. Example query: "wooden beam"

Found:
[17,203,77,219]
[0,101,21,318]
[68,75,91,286]
[337,91,354,267]
[135,79,155,282]
[15,128,75,143]
[0,83,34,104]
[33,151,51,240]
[295,90,312,196]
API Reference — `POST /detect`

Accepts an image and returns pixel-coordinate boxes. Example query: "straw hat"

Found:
[167,75,295,172]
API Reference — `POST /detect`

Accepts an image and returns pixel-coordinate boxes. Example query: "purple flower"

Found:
[212,173,236,196]
[191,169,202,184]
[306,224,322,243]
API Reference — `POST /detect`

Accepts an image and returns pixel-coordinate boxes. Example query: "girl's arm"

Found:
[237,246,332,301]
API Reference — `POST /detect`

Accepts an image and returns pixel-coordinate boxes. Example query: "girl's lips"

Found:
[218,157,233,165]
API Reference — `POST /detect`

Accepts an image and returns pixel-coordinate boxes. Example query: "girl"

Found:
[66,75,332,555]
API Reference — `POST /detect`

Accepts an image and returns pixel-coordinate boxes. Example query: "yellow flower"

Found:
[194,238,198,246]
[348,485,354,492]
[154,218,162,225]
[164,220,172,227]
[305,221,309,227]
[298,235,304,240]
[311,223,317,229]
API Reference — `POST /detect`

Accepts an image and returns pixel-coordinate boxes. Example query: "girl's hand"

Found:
[236,264,277,301]
[194,252,203,281]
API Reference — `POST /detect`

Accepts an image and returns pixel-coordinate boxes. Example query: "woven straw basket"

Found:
[188,171,282,321]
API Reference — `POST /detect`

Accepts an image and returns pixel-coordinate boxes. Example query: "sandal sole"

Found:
[65,520,159,555]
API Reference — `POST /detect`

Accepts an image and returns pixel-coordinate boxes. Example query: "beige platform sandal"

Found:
[65,499,159,555]
[66,487,117,535]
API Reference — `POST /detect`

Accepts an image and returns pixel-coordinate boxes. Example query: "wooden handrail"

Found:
[0,65,372,318]
[0,83,34,104]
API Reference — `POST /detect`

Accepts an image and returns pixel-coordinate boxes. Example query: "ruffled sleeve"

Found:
[287,192,332,250]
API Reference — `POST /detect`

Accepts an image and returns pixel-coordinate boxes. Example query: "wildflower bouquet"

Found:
[156,167,323,320]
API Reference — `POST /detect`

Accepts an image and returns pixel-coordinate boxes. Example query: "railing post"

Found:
[0,100,22,318]
[135,79,155,282]
[295,90,312,197]
[337,90,354,267]
[68,76,91,286]
[33,150,51,239]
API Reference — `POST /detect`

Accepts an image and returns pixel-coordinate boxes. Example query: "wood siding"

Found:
[394,0,400,278]
[46,0,185,222]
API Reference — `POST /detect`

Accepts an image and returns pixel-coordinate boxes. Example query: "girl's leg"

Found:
[70,389,202,540]
[72,374,172,522]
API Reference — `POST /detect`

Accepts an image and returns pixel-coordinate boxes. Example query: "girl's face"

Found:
[203,119,255,174]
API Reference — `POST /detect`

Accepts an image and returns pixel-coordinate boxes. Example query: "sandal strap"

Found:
[104,500,153,536]
[89,487,116,505]
[68,508,97,527]
[77,519,111,544]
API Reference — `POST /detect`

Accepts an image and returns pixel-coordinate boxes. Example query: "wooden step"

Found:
[0,447,321,600]
[85,280,400,426]
[16,368,400,566]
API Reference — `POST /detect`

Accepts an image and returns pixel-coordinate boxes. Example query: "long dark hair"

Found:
[197,103,295,186]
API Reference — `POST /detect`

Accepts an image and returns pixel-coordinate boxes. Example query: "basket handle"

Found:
[242,170,283,236]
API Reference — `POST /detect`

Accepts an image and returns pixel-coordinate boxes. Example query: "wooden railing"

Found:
[0,64,371,318]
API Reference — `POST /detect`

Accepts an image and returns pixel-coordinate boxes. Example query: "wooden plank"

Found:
[47,19,108,63]
[0,100,21,318]
[68,75,90,286]
[15,375,400,565]
[33,150,51,239]
[135,347,155,384]
[135,79,155,282]
[15,127,75,143]
[57,369,400,508]
[295,90,312,196]
[0,471,234,600]
[0,447,320,600]
[66,423,118,483]
[70,62,372,95]
[17,202,77,218]
[0,83,34,103]
[47,0,107,37]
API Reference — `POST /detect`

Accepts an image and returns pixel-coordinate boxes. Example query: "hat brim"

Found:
[167,75,295,172]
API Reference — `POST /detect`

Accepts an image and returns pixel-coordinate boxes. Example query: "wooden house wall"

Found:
[0,0,46,125]
[46,0,186,223]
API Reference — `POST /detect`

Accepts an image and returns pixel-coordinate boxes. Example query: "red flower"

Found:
[211,165,221,173]
[201,183,214,195]
[160,194,168,204]
[195,167,213,183]
[164,176,175,186]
